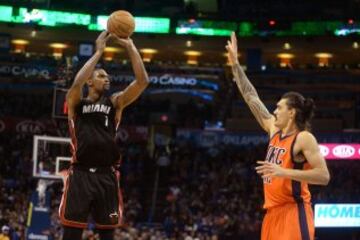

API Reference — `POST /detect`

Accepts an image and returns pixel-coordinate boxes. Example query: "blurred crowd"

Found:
[1,128,360,239]
[1,56,359,238]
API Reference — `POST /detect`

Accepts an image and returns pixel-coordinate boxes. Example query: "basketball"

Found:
[107,10,135,38]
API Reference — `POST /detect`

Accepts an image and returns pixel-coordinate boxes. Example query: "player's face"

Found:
[273,98,293,129]
[92,69,110,91]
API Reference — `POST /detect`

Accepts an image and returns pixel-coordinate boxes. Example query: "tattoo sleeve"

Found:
[231,62,272,128]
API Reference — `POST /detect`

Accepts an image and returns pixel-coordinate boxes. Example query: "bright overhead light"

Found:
[184,50,201,56]
[223,52,241,57]
[283,42,291,50]
[277,53,294,59]
[49,43,67,49]
[140,48,158,54]
[315,53,333,58]
[11,39,29,45]
[353,42,359,49]
[104,47,121,53]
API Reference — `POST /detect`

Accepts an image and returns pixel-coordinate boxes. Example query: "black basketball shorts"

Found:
[59,165,123,229]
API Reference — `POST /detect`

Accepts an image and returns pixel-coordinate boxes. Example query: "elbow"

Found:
[320,171,330,186]
[135,77,149,88]
[142,76,150,87]
[324,172,330,185]
[145,77,150,86]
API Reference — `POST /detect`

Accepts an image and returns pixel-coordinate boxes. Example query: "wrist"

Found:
[125,41,135,51]
[281,168,290,178]
[95,49,104,55]
[230,60,240,67]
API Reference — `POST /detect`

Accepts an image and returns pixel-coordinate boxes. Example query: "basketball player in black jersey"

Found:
[59,31,149,240]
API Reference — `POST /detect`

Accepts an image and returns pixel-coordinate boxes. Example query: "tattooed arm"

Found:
[231,61,273,131]
[226,32,276,134]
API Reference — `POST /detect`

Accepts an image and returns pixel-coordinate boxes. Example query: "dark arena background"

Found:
[0,0,360,239]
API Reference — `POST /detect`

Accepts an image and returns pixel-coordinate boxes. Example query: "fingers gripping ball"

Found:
[107,10,135,38]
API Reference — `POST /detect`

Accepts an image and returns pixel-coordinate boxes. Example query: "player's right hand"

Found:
[95,31,111,53]
[225,32,239,66]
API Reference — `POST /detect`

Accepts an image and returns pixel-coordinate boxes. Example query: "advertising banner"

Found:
[319,144,360,160]
[315,204,360,227]
[0,63,56,81]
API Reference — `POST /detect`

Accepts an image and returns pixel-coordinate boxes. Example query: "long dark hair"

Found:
[282,92,315,131]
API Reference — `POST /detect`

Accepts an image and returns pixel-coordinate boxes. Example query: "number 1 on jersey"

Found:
[105,115,108,127]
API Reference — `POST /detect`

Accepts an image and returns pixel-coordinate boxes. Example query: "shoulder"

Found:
[74,98,86,107]
[110,91,124,108]
[295,131,318,151]
[296,131,317,143]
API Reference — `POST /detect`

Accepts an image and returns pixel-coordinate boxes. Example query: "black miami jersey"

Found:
[68,96,120,167]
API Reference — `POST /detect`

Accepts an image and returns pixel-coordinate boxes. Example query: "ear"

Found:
[289,108,296,119]
[86,79,93,87]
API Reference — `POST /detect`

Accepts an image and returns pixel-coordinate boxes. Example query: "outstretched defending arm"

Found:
[66,31,110,119]
[226,32,275,133]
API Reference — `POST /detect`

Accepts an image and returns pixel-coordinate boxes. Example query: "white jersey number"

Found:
[104,115,108,127]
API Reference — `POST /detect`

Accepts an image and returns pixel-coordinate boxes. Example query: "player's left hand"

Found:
[255,161,286,178]
[95,31,112,53]
[112,35,134,49]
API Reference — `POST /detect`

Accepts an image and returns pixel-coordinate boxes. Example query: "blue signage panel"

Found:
[315,204,360,227]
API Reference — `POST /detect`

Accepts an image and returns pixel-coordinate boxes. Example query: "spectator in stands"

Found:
[0,226,10,240]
